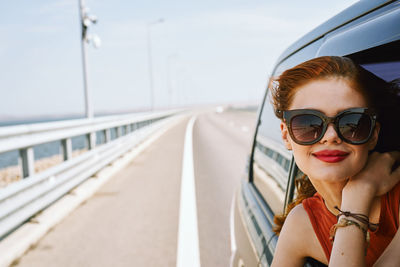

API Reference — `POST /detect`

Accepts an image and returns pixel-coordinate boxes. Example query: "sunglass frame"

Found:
[282,107,377,145]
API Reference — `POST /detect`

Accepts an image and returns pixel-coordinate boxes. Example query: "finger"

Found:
[381,151,400,168]
[387,151,400,161]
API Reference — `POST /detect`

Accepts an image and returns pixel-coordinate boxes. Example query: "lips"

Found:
[312,150,349,163]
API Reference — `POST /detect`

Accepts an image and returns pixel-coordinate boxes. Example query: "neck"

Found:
[309,178,346,216]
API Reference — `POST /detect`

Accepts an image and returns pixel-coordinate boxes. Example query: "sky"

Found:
[0,0,359,121]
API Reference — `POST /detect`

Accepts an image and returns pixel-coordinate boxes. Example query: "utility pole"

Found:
[146,18,164,111]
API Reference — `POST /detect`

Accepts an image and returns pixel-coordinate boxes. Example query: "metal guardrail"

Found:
[254,135,292,190]
[0,110,182,239]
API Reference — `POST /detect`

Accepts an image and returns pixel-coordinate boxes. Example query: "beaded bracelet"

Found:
[329,218,370,249]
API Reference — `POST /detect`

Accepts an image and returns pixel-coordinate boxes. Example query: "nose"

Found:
[320,123,342,144]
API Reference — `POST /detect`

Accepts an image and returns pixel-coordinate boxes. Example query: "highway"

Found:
[14,109,257,267]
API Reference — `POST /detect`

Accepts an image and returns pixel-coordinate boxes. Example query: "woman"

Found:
[270,56,400,267]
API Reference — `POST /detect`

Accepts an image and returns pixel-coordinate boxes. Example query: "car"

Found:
[230,1,400,266]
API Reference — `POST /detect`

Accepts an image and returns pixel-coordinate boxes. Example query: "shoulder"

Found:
[272,203,329,266]
[283,204,315,250]
[284,204,314,241]
[273,204,314,265]
[287,203,310,223]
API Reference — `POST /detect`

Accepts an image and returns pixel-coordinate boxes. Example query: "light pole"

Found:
[79,0,100,119]
[166,54,178,108]
[147,18,164,111]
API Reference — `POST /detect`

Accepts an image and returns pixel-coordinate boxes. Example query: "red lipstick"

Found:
[312,150,349,163]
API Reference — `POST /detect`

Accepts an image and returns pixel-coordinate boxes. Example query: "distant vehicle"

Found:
[230,1,400,266]
[215,106,225,113]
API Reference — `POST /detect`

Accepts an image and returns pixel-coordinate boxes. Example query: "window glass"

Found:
[362,61,400,82]
[348,40,400,82]
[252,89,292,215]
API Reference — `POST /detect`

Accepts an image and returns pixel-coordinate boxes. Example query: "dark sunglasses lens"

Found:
[291,114,323,143]
[339,113,372,142]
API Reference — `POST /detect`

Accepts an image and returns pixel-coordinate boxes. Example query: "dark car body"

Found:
[230,1,400,266]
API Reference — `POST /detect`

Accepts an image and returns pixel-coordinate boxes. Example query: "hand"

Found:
[340,151,400,216]
[345,151,400,198]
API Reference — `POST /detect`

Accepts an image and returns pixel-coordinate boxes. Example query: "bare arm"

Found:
[329,184,374,267]
[329,152,400,267]
[271,204,317,267]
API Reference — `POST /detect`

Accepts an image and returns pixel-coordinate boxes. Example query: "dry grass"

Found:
[0,150,86,188]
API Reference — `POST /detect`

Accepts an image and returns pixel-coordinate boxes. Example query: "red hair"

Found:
[271,56,374,119]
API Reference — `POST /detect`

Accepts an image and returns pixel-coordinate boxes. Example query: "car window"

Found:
[347,40,400,82]
[252,89,291,215]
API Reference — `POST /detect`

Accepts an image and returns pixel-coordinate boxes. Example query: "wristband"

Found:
[334,206,378,231]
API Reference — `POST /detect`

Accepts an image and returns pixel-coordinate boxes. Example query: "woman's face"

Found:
[280,77,379,182]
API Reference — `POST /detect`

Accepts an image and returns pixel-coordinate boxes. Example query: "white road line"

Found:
[176,116,201,267]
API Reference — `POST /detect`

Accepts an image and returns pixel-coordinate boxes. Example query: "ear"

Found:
[280,121,292,150]
[368,121,381,150]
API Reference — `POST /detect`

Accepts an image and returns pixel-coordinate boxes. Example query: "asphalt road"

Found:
[14,109,257,267]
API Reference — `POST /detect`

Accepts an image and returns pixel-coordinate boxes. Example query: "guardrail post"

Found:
[62,138,72,160]
[125,125,129,134]
[116,127,122,138]
[104,129,111,143]
[19,147,35,178]
[87,132,96,150]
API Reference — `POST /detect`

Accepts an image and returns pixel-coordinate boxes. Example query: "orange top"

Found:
[303,182,400,267]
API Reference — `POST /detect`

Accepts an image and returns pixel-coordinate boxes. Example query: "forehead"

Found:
[289,77,367,116]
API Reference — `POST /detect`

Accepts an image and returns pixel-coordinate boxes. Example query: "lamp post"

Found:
[79,0,100,119]
[79,0,100,150]
[166,54,178,108]
[147,18,164,111]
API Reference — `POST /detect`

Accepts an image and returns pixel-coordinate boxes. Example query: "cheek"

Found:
[350,146,370,173]
[291,146,311,174]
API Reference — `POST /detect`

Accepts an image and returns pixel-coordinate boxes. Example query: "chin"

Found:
[311,173,349,183]
[308,166,364,183]
[306,157,366,180]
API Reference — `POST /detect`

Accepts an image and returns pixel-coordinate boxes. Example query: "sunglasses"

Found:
[283,108,377,145]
